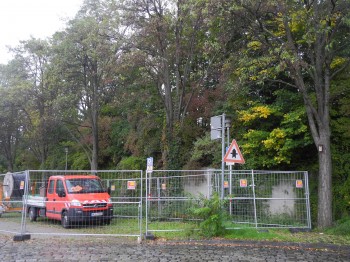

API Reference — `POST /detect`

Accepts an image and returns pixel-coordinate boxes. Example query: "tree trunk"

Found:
[91,73,99,171]
[317,131,333,228]
[284,7,334,228]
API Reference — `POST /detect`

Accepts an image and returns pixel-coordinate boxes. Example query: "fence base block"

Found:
[13,234,31,241]
[144,232,155,240]
[289,228,311,233]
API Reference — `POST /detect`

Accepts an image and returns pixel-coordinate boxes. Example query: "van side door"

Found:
[46,178,67,220]
[46,178,58,219]
[55,179,67,218]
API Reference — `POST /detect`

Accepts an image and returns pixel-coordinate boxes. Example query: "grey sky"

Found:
[0,0,83,64]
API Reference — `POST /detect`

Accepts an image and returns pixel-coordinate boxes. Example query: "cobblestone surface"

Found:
[0,234,349,261]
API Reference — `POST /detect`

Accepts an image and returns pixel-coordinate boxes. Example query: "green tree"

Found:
[121,0,220,168]
[227,0,350,228]
[330,69,350,219]
[51,0,122,170]
[7,38,64,169]
[237,90,313,169]
[0,62,27,171]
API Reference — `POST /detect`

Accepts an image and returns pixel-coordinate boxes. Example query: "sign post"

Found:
[211,113,226,199]
[145,157,153,237]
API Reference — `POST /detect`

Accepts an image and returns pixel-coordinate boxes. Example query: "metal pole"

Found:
[251,170,258,228]
[229,168,232,215]
[207,170,211,198]
[157,177,160,218]
[145,171,149,235]
[221,113,225,199]
[20,171,30,236]
[226,119,233,214]
[65,147,68,170]
[139,170,143,239]
[305,171,312,229]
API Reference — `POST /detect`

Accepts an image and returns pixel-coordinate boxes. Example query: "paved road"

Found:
[0,234,349,261]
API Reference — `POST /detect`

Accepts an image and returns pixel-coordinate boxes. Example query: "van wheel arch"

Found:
[61,210,70,228]
[29,207,37,222]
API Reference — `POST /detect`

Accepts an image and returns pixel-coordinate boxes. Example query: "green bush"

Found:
[326,217,350,236]
[188,193,229,238]
[116,156,145,170]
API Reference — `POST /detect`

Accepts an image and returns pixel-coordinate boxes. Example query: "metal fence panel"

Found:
[0,171,27,236]
[1,169,311,239]
[146,170,311,234]
[252,170,310,228]
[145,170,214,233]
[1,170,143,239]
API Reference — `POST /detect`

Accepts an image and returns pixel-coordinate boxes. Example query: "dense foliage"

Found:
[0,0,349,227]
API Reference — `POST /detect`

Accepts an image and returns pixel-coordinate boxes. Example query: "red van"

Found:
[27,175,113,228]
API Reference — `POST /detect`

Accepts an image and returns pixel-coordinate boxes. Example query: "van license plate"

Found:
[91,212,103,217]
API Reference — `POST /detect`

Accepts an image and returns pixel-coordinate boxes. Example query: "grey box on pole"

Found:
[210,116,222,140]
[210,129,222,140]
[210,116,222,130]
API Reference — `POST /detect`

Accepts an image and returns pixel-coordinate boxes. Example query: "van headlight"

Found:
[71,199,82,207]
[107,198,112,203]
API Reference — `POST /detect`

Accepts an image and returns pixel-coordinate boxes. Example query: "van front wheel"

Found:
[29,207,37,222]
[61,211,70,228]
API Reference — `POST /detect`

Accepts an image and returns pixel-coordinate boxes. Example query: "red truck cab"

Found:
[29,175,113,228]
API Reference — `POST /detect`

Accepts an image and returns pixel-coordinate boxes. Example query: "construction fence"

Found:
[0,170,143,239]
[0,169,311,240]
[145,170,311,234]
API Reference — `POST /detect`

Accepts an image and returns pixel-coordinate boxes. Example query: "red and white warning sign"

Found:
[127,181,137,190]
[223,139,245,164]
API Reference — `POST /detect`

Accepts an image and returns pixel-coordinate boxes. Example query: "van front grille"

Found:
[83,203,107,208]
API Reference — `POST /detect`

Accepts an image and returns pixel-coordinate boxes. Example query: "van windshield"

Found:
[65,178,105,194]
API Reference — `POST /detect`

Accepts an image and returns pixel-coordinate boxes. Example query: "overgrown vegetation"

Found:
[0,0,349,228]
[325,217,350,236]
[188,193,229,238]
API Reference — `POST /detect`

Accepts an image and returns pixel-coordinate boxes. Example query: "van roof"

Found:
[49,175,99,180]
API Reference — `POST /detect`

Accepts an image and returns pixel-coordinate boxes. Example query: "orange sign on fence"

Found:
[240,179,248,187]
[127,181,136,190]
[296,180,303,188]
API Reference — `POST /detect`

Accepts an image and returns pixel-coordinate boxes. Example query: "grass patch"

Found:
[3,212,350,246]
[145,219,350,245]
[224,228,290,241]
[151,227,350,245]
[325,217,350,236]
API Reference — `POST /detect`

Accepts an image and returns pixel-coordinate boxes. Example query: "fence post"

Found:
[305,171,312,229]
[157,177,160,217]
[139,170,143,239]
[145,170,149,236]
[207,170,211,198]
[221,113,226,199]
[251,170,258,228]
[14,171,31,241]
[229,169,232,215]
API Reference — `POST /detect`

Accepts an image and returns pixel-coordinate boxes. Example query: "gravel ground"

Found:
[0,234,349,262]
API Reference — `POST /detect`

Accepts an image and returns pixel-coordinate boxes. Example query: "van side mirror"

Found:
[57,190,66,197]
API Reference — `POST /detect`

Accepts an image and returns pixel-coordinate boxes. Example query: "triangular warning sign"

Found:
[223,139,245,164]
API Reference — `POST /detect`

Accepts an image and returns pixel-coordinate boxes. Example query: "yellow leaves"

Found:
[290,9,308,34]
[255,106,272,118]
[259,69,268,74]
[238,105,273,123]
[262,128,286,149]
[262,128,288,164]
[249,75,258,81]
[247,41,262,51]
[331,57,347,70]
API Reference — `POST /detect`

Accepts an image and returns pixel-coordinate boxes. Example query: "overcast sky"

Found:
[0,0,84,64]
